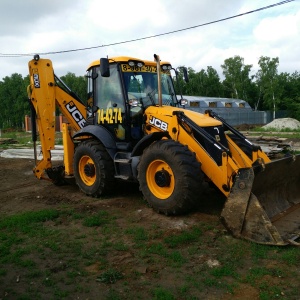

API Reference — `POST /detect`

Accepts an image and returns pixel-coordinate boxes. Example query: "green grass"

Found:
[252,126,300,133]
[0,130,32,145]
[278,247,300,265]
[125,226,149,242]
[250,127,300,138]
[152,287,175,300]
[82,210,112,227]
[96,269,124,284]
[0,198,300,298]
[0,209,59,229]
[0,130,63,147]
[164,226,202,248]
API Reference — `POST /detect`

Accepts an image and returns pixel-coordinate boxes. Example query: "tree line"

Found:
[0,55,299,129]
[179,56,300,121]
[0,73,86,129]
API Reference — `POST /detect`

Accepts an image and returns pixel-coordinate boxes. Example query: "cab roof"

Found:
[87,56,171,71]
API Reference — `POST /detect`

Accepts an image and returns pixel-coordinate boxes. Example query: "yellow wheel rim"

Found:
[78,155,96,186]
[146,160,174,199]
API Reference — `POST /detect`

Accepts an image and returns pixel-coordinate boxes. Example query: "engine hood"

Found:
[145,105,223,127]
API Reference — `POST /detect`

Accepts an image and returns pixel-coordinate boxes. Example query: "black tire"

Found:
[73,140,115,197]
[137,139,204,215]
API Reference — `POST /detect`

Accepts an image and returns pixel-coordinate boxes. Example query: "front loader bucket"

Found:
[221,154,300,246]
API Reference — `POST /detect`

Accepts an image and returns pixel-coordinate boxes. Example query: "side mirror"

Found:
[100,58,110,77]
[182,67,189,83]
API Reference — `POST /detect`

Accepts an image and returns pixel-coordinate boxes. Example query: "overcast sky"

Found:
[0,0,299,81]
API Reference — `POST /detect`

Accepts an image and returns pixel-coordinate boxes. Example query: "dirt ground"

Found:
[0,156,299,299]
[0,157,226,299]
[0,157,223,218]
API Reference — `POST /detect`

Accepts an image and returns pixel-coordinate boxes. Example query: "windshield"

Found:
[122,70,177,107]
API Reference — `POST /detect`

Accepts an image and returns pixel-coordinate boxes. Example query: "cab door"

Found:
[93,64,126,141]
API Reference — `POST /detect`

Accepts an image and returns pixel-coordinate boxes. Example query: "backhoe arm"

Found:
[28,56,86,180]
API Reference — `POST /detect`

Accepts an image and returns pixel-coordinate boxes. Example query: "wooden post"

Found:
[25,115,31,132]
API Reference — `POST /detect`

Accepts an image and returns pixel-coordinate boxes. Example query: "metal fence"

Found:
[177,96,281,126]
[184,107,267,126]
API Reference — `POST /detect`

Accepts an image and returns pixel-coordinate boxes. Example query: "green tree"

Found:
[205,66,223,97]
[185,67,205,95]
[0,74,29,128]
[245,75,259,110]
[256,56,280,119]
[221,56,252,100]
[280,71,300,119]
[173,66,191,96]
[60,72,87,103]
[184,66,223,97]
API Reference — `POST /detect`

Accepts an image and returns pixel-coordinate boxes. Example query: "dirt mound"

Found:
[262,118,300,130]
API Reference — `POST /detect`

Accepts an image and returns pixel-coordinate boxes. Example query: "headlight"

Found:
[161,64,172,71]
[129,99,139,107]
[180,99,188,106]
[128,60,145,68]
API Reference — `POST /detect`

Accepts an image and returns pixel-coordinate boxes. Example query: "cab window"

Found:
[95,64,124,111]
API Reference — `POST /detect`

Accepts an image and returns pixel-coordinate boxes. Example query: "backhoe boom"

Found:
[28,56,86,180]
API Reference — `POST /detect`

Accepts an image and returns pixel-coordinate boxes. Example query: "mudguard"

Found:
[73,125,117,159]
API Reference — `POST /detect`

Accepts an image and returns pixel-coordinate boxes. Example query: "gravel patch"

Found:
[262,118,300,130]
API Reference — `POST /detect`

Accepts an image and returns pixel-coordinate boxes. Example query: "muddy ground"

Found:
[0,157,228,299]
[0,156,299,299]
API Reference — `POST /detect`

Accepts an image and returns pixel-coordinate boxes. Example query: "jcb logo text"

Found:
[149,116,168,131]
[65,101,86,128]
[33,73,40,88]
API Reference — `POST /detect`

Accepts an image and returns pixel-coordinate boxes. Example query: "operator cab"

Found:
[86,56,178,148]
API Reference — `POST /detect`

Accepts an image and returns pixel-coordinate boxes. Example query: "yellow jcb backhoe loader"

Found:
[27,54,300,246]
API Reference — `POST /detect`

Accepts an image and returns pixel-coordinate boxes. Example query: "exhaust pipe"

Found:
[154,54,162,107]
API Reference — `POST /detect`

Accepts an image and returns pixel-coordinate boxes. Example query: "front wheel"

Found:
[137,140,204,215]
[73,140,115,197]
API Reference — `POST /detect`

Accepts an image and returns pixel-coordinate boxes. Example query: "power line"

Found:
[0,0,294,58]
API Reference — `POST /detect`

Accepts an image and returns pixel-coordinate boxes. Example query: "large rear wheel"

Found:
[138,139,204,215]
[73,140,115,197]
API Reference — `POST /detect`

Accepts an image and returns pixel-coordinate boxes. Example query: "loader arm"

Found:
[205,109,270,163]
[28,56,86,181]
[172,110,268,196]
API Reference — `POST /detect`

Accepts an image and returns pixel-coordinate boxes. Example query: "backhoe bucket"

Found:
[221,154,300,246]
